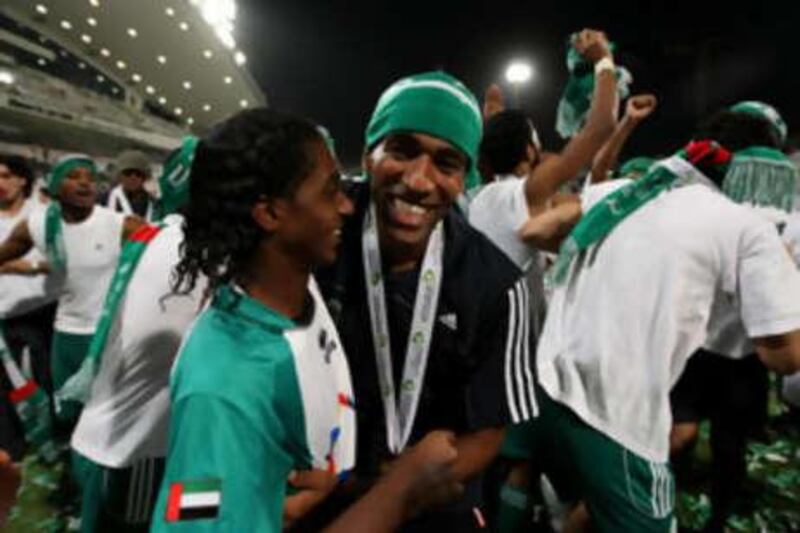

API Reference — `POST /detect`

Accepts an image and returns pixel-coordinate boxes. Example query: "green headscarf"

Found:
[730,101,788,147]
[556,35,632,139]
[365,71,483,191]
[723,102,796,212]
[155,136,199,219]
[45,154,97,272]
[722,146,798,213]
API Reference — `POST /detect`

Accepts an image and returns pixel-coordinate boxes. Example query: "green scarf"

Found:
[44,155,96,272]
[617,157,656,180]
[556,37,632,139]
[155,136,199,220]
[0,333,57,462]
[722,146,798,213]
[551,141,731,284]
[365,71,483,191]
[56,224,165,405]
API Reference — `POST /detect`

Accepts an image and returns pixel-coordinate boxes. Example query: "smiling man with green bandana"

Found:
[314,71,536,531]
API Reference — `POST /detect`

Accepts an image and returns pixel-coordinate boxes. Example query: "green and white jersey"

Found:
[151,279,355,532]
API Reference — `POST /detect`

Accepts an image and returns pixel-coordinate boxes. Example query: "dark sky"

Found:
[237,0,799,168]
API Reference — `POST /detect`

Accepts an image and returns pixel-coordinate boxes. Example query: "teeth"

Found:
[394,198,427,216]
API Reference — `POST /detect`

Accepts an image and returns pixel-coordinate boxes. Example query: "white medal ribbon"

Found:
[362,202,444,453]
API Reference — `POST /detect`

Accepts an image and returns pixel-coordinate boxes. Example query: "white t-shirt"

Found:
[704,205,792,358]
[72,215,206,467]
[780,211,800,408]
[468,176,534,270]
[537,161,800,462]
[28,205,125,334]
[0,200,60,319]
[468,176,550,338]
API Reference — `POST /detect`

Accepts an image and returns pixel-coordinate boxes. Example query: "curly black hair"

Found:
[172,108,324,294]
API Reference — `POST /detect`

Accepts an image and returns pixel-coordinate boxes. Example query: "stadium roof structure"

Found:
[0,0,265,155]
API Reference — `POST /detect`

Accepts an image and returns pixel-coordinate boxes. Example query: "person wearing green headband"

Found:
[144,109,464,533]
[498,116,800,531]
[0,154,146,423]
[311,71,537,531]
[51,137,200,533]
[0,153,146,527]
[668,105,797,532]
[729,100,788,148]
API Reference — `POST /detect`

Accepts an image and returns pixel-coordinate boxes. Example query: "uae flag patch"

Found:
[165,478,222,522]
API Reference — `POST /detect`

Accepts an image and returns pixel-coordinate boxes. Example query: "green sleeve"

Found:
[150,394,293,533]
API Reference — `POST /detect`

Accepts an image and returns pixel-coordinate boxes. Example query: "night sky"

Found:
[237,0,799,168]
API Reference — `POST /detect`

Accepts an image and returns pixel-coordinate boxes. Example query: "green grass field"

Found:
[6,410,799,532]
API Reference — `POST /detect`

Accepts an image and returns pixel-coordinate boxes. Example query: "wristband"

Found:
[594,56,615,75]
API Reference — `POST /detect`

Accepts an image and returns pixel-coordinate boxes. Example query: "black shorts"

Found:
[670,348,768,432]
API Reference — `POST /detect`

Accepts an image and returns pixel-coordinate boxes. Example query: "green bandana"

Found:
[556,37,632,139]
[45,155,96,272]
[365,71,483,190]
[618,157,656,180]
[551,142,731,285]
[730,101,788,147]
[156,136,199,220]
[56,224,165,405]
[722,146,798,213]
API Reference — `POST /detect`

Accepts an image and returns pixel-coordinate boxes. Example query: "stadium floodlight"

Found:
[505,61,533,84]
[504,60,535,107]
[0,70,15,85]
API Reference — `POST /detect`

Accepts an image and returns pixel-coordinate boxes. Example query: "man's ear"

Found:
[251,198,283,233]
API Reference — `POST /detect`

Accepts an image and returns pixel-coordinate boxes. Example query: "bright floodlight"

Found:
[0,70,15,85]
[505,62,533,84]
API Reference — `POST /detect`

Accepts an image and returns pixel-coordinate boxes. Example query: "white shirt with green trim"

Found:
[28,205,125,334]
[537,180,800,462]
[704,205,793,358]
[71,215,204,467]
[780,211,800,408]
